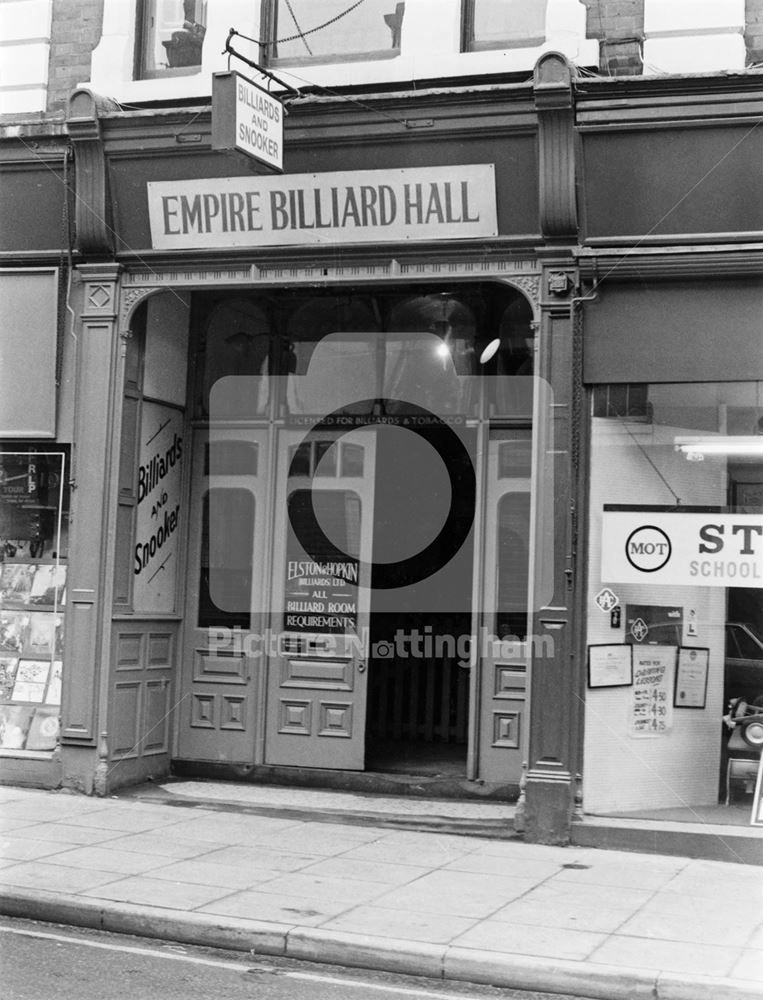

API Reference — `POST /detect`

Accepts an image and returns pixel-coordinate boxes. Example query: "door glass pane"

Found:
[197,298,270,420]
[285,296,380,416]
[284,489,361,634]
[200,487,254,628]
[204,441,258,476]
[495,492,530,639]
[498,431,532,478]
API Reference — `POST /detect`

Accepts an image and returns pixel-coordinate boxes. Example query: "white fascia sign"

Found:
[148,165,498,250]
[602,508,763,589]
[212,71,284,172]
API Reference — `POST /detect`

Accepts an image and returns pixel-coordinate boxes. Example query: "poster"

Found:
[625,604,683,645]
[0,563,36,605]
[133,402,184,614]
[29,564,66,607]
[0,704,33,749]
[0,451,69,561]
[630,645,676,737]
[11,659,50,703]
[0,657,19,699]
[25,707,59,751]
[44,661,62,705]
[0,611,29,654]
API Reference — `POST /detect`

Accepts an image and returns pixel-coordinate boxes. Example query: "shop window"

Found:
[0,445,69,753]
[136,0,207,80]
[463,0,548,52]
[262,0,405,64]
[584,380,763,818]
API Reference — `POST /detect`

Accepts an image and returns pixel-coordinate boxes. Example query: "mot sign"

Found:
[602,508,763,588]
[212,71,283,172]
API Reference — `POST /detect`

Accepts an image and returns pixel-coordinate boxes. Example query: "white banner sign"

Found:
[147,165,497,249]
[602,510,763,588]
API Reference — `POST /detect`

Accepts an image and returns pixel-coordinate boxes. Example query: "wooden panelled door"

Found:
[177,428,268,762]
[265,427,375,770]
[478,429,533,784]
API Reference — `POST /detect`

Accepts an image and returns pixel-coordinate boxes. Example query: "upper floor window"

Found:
[136,0,207,79]
[463,0,547,52]
[262,0,405,64]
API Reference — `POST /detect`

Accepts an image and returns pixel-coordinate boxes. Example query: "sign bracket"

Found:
[223,28,301,99]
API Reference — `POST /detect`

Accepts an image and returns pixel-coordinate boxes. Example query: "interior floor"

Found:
[365,739,467,777]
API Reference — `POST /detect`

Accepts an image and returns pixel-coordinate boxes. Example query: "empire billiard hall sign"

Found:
[212,72,284,171]
[147,164,498,250]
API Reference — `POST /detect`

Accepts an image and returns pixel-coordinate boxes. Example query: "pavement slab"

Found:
[0,785,760,1000]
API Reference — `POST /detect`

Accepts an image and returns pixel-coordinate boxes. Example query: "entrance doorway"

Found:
[177,282,536,792]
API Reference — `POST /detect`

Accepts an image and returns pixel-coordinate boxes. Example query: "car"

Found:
[724,621,763,704]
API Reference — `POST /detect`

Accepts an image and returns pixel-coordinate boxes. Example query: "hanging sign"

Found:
[602,508,763,589]
[212,72,284,172]
[147,164,498,250]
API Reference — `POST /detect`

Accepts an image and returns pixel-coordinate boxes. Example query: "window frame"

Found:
[260,0,404,67]
[462,0,547,54]
[134,0,207,82]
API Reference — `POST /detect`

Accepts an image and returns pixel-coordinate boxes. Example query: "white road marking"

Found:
[0,924,491,999]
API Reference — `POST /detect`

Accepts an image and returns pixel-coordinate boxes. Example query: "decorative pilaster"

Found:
[533,53,578,239]
[522,260,581,844]
[60,264,122,753]
[66,89,119,255]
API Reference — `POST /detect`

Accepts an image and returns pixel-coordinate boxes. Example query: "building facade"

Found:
[1,1,761,844]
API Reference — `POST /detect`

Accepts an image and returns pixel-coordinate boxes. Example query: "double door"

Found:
[178,425,531,781]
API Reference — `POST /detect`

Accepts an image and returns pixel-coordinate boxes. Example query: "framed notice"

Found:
[674,647,709,709]
[588,644,633,689]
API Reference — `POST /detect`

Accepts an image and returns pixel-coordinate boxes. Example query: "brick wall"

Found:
[46,0,103,114]
[581,0,646,75]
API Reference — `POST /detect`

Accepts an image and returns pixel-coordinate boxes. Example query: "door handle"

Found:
[357,662,366,673]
